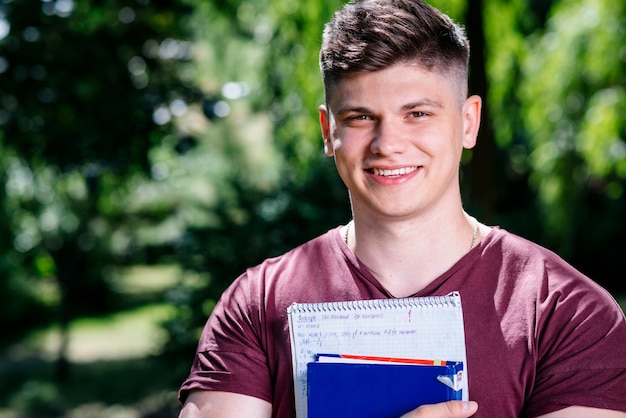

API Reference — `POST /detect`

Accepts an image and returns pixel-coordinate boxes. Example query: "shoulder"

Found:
[217,226,346,312]
[482,228,598,289]
[245,226,344,281]
[197,227,345,347]
[489,227,626,360]
[481,227,622,316]
[484,227,574,268]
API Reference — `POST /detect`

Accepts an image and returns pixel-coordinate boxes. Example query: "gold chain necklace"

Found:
[343,219,353,245]
[469,217,479,250]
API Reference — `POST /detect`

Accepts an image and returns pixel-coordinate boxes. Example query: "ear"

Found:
[461,95,482,149]
[319,104,335,156]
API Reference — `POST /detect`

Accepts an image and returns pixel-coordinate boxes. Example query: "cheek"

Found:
[330,130,353,153]
[335,138,368,160]
[335,126,374,150]
[421,125,462,152]
[332,142,363,176]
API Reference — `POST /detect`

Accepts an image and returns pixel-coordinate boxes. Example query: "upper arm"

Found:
[537,406,626,418]
[526,273,626,415]
[178,390,272,418]
[178,272,279,409]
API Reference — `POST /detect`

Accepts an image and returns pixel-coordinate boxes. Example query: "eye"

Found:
[343,114,372,126]
[408,111,428,119]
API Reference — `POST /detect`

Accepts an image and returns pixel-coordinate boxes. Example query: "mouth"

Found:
[369,166,419,177]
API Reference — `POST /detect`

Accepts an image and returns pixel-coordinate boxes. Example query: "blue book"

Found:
[307,361,463,418]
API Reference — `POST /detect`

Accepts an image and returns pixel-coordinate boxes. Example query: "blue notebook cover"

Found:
[307,361,463,418]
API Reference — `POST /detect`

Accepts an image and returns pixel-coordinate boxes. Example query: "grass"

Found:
[0,264,195,418]
[0,304,186,418]
[8,305,174,363]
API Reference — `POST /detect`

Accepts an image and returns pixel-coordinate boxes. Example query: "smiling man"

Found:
[319,62,482,297]
[178,1,626,417]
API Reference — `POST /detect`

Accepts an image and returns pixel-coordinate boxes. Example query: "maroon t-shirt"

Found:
[179,227,626,417]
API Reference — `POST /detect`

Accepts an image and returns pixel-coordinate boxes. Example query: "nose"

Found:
[369,119,407,155]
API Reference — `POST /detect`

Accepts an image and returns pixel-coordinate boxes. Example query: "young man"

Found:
[178,1,626,417]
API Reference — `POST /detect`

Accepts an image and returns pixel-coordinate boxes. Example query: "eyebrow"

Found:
[334,106,371,116]
[400,98,444,110]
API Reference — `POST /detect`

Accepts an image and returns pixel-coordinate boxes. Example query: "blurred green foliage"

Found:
[521,0,626,252]
[0,0,197,345]
[0,0,625,414]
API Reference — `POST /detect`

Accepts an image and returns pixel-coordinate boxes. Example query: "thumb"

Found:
[401,400,479,418]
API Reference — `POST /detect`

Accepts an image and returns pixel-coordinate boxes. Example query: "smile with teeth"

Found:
[370,166,419,177]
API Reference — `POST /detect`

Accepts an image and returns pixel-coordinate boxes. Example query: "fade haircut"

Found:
[320,0,470,104]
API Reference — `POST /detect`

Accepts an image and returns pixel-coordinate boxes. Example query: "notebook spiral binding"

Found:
[287,291,460,314]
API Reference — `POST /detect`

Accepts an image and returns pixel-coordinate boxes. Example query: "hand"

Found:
[400,401,478,418]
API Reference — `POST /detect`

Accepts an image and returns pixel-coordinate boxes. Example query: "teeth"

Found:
[372,166,418,177]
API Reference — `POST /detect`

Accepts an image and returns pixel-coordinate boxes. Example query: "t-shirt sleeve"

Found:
[178,272,272,404]
[523,267,626,417]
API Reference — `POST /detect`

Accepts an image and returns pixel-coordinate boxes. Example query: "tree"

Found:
[521,0,625,290]
[0,0,195,378]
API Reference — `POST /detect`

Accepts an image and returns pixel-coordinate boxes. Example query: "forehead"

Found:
[327,62,460,111]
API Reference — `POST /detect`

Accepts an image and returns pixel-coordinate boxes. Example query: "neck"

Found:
[345,210,480,297]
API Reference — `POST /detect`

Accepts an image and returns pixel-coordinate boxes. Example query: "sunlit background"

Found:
[0,0,624,416]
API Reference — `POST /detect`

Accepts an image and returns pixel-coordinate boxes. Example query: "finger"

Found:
[401,400,479,418]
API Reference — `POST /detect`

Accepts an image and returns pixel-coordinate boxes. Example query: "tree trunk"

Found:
[465,0,496,223]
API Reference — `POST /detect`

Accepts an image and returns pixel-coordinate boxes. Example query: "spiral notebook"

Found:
[287,292,468,418]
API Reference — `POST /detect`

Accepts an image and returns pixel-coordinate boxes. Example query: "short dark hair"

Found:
[320,0,470,102]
